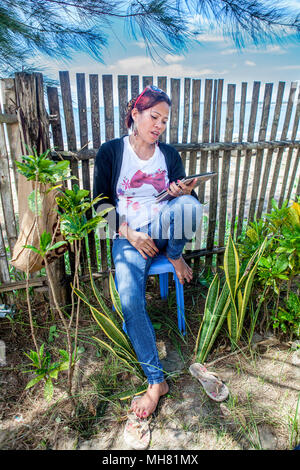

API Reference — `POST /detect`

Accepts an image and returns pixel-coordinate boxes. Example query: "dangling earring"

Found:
[133,122,138,137]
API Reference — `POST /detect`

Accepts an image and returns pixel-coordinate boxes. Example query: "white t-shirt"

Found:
[116,136,169,230]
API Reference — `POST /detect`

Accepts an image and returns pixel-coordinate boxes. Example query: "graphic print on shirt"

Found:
[130,169,167,193]
[116,136,170,230]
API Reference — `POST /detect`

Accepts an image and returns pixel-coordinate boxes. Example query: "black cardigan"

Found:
[93,136,198,232]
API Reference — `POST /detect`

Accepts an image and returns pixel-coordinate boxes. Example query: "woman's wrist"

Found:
[118,221,129,238]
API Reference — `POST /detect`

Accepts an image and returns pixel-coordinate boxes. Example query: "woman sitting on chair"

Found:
[93,85,202,419]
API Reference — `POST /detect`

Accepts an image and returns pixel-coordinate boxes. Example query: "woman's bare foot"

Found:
[130,381,169,418]
[166,255,193,285]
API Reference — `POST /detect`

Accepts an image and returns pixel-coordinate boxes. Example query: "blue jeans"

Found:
[112,195,203,384]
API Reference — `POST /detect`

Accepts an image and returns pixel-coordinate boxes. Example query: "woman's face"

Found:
[132,101,170,144]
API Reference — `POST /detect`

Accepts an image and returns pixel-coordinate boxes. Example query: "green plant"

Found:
[271,292,300,338]
[17,148,112,408]
[73,269,147,398]
[238,198,300,338]
[24,344,70,401]
[16,148,71,184]
[194,234,267,362]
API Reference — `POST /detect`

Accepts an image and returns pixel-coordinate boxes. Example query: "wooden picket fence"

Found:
[0,72,299,299]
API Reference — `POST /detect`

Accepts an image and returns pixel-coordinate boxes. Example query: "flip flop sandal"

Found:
[123,411,151,450]
[189,363,229,402]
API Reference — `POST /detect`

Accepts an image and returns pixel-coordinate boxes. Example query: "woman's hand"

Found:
[167,178,197,198]
[120,224,159,260]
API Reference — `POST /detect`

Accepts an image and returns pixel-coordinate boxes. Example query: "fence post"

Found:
[14,72,68,309]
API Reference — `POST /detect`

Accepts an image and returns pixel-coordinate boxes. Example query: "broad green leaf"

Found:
[49,368,59,379]
[59,349,69,361]
[23,245,41,255]
[48,241,67,251]
[28,190,42,216]
[58,361,69,371]
[25,375,44,389]
[44,378,54,402]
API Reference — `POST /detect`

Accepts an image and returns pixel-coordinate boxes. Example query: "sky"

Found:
[33,1,300,104]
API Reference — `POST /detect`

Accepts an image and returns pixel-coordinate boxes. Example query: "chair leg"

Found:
[159,273,169,299]
[174,275,185,335]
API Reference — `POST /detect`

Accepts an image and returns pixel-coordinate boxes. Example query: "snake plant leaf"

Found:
[224,234,239,343]
[74,286,135,357]
[203,295,231,362]
[109,272,123,322]
[195,280,230,363]
[92,336,140,377]
[224,234,240,297]
[236,237,268,341]
[88,266,121,325]
[195,273,219,354]
[112,384,149,401]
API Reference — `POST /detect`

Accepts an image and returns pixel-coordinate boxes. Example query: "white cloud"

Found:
[273,64,300,70]
[245,60,256,66]
[195,33,227,43]
[220,44,286,55]
[105,55,228,78]
[164,54,185,63]
[132,41,146,49]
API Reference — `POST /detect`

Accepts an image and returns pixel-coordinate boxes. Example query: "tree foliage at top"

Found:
[0,0,299,75]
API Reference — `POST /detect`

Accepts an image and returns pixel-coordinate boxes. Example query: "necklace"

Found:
[129,135,155,160]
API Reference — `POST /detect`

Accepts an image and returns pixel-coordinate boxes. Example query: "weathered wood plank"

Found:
[142,76,153,88]
[248,83,273,222]
[59,71,79,186]
[181,78,191,167]
[102,75,115,143]
[279,85,300,206]
[1,78,21,196]
[217,84,236,267]
[0,220,14,302]
[131,75,139,99]
[231,82,247,239]
[157,76,167,143]
[118,75,128,138]
[89,74,101,149]
[47,86,64,151]
[170,78,180,144]
[206,79,223,268]
[236,81,260,238]
[194,79,212,268]
[0,104,18,254]
[102,75,115,270]
[188,79,201,175]
[185,79,200,258]
[198,79,213,203]
[287,147,300,201]
[256,82,285,219]
[267,81,297,211]
[257,82,285,218]
[77,73,96,271]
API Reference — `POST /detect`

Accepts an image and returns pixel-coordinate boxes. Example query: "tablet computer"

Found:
[155,172,217,203]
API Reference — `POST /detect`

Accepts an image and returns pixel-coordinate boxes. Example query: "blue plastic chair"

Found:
[114,254,186,335]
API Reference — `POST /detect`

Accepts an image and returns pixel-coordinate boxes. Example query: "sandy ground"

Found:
[0,301,299,451]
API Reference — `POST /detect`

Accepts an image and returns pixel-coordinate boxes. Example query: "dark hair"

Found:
[125,86,171,129]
